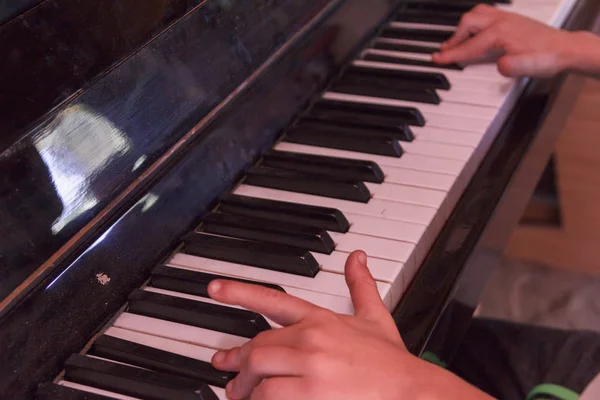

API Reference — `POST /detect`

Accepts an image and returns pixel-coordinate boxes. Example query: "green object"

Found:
[526,384,579,400]
[420,351,447,368]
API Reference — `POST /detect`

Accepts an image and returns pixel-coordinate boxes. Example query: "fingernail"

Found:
[208,280,222,296]
[212,350,226,364]
[357,251,367,265]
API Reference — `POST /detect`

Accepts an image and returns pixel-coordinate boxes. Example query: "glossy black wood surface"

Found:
[0,0,396,396]
[1,0,202,152]
[0,0,42,25]
[0,0,333,302]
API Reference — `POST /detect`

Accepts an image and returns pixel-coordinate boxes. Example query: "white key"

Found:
[364,49,433,62]
[345,212,426,243]
[440,89,505,108]
[399,141,474,162]
[310,251,405,303]
[364,181,446,208]
[372,38,440,49]
[329,231,416,264]
[104,326,217,362]
[113,313,248,350]
[211,387,228,400]
[382,166,456,191]
[330,228,430,281]
[323,90,498,119]
[58,381,140,400]
[388,21,456,31]
[283,286,354,314]
[498,5,558,23]
[322,92,493,132]
[167,255,393,309]
[234,184,437,226]
[274,142,466,175]
[410,126,482,148]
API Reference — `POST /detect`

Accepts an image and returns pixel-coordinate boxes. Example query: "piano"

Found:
[1,0,598,398]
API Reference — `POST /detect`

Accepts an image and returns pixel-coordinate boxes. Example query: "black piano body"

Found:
[0,0,599,397]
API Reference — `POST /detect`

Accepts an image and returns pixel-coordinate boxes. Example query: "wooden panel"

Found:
[505,78,600,276]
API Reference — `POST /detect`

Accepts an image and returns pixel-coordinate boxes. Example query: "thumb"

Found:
[344,251,388,320]
[497,53,562,78]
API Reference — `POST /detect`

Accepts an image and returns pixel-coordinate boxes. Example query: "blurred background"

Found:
[479,77,600,334]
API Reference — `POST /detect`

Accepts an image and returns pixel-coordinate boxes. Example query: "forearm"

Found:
[565,31,600,77]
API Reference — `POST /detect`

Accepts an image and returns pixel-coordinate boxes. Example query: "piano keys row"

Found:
[36,0,576,398]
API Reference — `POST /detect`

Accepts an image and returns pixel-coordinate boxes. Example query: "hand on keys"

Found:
[208,251,492,400]
[432,4,580,78]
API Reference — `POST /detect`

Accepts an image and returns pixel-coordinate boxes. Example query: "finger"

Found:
[212,328,301,372]
[208,279,317,326]
[225,347,306,400]
[434,29,500,65]
[497,53,562,78]
[250,377,307,400]
[439,11,496,51]
[344,251,388,320]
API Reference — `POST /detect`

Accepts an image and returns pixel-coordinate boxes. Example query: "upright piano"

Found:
[1,0,599,398]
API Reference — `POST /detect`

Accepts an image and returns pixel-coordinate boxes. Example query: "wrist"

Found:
[562,31,600,74]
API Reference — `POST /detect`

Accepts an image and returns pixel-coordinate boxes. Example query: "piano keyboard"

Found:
[36,0,580,399]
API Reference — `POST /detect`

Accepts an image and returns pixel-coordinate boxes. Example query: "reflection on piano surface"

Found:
[0,0,599,398]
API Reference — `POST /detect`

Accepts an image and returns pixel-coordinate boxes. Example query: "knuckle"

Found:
[245,348,265,372]
[238,341,255,361]
[298,328,325,347]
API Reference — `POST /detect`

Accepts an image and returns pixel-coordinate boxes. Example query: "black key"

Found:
[182,232,320,277]
[363,53,463,70]
[219,194,350,233]
[330,79,440,104]
[379,26,454,43]
[64,354,218,400]
[308,98,425,127]
[262,150,384,183]
[394,10,462,26]
[245,166,371,203]
[128,289,271,338]
[152,265,286,298]
[403,0,484,13]
[285,128,403,157]
[90,335,235,388]
[344,65,450,90]
[36,383,112,400]
[200,212,335,254]
[295,118,414,142]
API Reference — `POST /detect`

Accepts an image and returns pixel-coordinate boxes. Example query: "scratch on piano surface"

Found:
[95,273,111,286]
